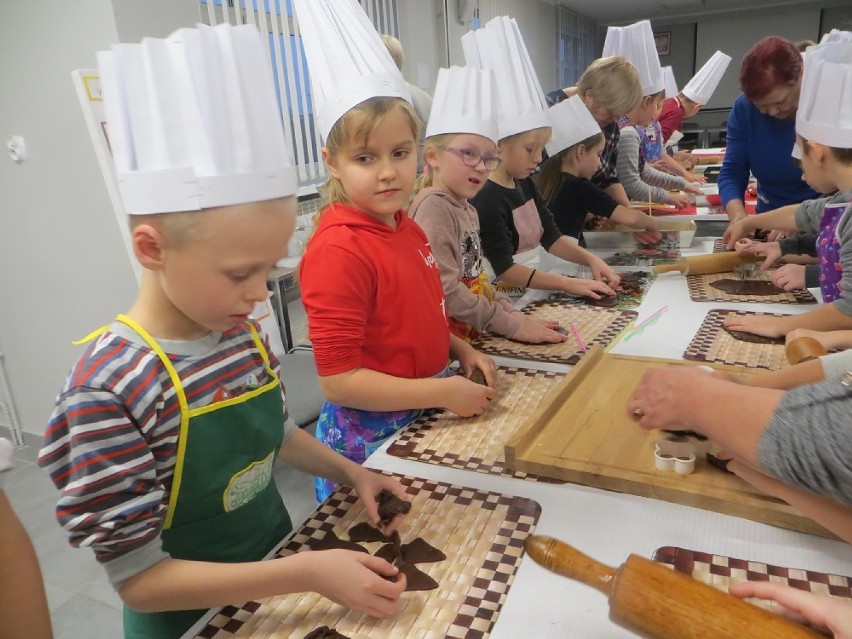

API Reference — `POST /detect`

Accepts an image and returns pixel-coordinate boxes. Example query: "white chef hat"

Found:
[820,29,852,45]
[425,66,499,144]
[461,17,551,140]
[796,40,852,148]
[602,20,663,96]
[98,23,297,215]
[682,51,731,105]
[662,66,679,100]
[545,96,602,157]
[292,0,411,141]
[791,141,803,160]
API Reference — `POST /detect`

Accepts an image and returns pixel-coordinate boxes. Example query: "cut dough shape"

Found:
[469,369,487,386]
[710,279,782,296]
[399,563,439,591]
[347,522,387,543]
[376,490,411,524]
[304,627,351,639]
[308,531,369,554]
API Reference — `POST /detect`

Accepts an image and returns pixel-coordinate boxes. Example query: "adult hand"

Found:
[627,366,708,430]
[772,264,807,291]
[305,550,406,618]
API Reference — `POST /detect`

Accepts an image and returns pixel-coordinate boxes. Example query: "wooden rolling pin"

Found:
[786,336,828,365]
[524,536,822,638]
[652,252,762,275]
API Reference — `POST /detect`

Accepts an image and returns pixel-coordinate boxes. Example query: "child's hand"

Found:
[685,185,703,196]
[349,468,409,535]
[634,229,663,245]
[729,580,852,637]
[457,348,498,389]
[627,366,706,430]
[665,193,692,209]
[443,375,496,417]
[723,314,787,339]
[772,264,807,291]
[561,277,615,300]
[589,258,621,288]
[739,240,782,270]
[305,549,406,618]
[511,316,568,344]
[688,173,707,184]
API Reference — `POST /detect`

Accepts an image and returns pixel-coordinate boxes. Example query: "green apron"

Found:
[114,315,293,639]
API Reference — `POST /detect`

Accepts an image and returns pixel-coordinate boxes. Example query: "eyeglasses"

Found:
[439,146,502,171]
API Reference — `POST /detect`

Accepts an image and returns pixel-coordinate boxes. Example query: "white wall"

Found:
[0,0,198,439]
[653,22,696,95]
[397,0,445,92]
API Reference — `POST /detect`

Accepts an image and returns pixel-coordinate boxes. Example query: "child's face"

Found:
[797,136,834,194]
[583,92,619,125]
[427,133,498,201]
[576,140,604,180]
[498,129,551,180]
[325,105,417,222]
[632,95,665,127]
[158,199,295,335]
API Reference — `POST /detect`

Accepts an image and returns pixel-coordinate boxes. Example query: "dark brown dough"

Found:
[376,490,411,524]
[706,452,733,473]
[347,522,387,543]
[710,278,782,296]
[399,563,440,591]
[663,429,708,441]
[375,541,400,565]
[304,627,351,639]
[721,326,785,345]
[308,531,369,554]
[587,295,617,308]
[469,369,487,386]
[400,538,447,564]
[555,325,569,336]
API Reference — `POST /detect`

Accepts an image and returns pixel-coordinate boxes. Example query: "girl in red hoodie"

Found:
[300,96,497,501]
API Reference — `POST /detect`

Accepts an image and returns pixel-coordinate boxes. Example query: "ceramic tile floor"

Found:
[3,297,317,639]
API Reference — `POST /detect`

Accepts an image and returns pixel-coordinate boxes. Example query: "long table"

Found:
[184,237,852,639]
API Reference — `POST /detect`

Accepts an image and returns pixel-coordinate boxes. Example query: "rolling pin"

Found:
[524,536,822,639]
[652,252,762,275]
[786,336,828,365]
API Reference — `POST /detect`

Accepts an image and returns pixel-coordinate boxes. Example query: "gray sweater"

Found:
[759,349,852,505]
[794,191,852,314]
[616,125,690,203]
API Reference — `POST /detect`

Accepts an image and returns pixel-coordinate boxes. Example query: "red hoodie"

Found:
[300,203,450,378]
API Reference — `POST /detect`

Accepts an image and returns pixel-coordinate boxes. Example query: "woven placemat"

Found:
[683,309,790,370]
[193,475,541,639]
[654,546,852,615]
[388,367,566,483]
[554,272,656,310]
[687,271,817,304]
[472,301,637,364]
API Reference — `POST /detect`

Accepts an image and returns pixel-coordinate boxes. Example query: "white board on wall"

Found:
[694,8,819,110]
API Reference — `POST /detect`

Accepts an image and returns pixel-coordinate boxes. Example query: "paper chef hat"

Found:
[546,95,602,157]
[682,51,732,104]
[662,66,679,99]
[425,66,499,144]
[461,17,551,140]
[797,40,852,148]
[98,23,297,215]
[791,141,803,160]
[292,0,411,141]
[602,20,663,96]
[820,29,852,45]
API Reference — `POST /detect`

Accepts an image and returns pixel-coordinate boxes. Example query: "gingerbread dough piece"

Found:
[304,627,351,639]
[554,325,569,336]
[376,490,411,524]
[347,522,387,543]
[308,531,369,554]
[587,295,617,308]
[469,369,487,386]
[722,326,785,345]
[710,278,782,296]
[399,563,440,591]
[400,538,447,564]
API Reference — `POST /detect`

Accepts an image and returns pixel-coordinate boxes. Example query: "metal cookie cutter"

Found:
[654,438,697,475]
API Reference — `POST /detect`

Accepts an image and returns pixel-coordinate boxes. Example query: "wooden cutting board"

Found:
[504,345,834,539]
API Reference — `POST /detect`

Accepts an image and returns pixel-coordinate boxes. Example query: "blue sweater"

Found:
[718,94,818,213]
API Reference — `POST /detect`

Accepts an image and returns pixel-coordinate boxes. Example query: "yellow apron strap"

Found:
[114,314,189,529]
[72,324,112,346]
[244,321,277,382]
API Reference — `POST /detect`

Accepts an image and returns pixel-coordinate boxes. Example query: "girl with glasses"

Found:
[410,67,567,344]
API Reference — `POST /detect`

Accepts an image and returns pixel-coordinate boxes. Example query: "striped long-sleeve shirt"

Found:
[38,320,296,587]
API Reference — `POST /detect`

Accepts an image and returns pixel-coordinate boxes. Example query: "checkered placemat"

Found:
[683,309,789,370]
[388,367,566,483]
[553,271,655,311]
[472,300,636,365]
[687,271,817,304]
[712,238,731,253]
[654,546,852,614]
[193,475,541,639]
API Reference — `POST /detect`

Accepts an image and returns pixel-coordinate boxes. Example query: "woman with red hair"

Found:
[719,36,818,225]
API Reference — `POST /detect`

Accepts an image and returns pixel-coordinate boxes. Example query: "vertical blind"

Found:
[556,6,598,88]
[201,0,400,189]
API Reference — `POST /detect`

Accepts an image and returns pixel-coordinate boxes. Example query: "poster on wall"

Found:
[654,31,671,56]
